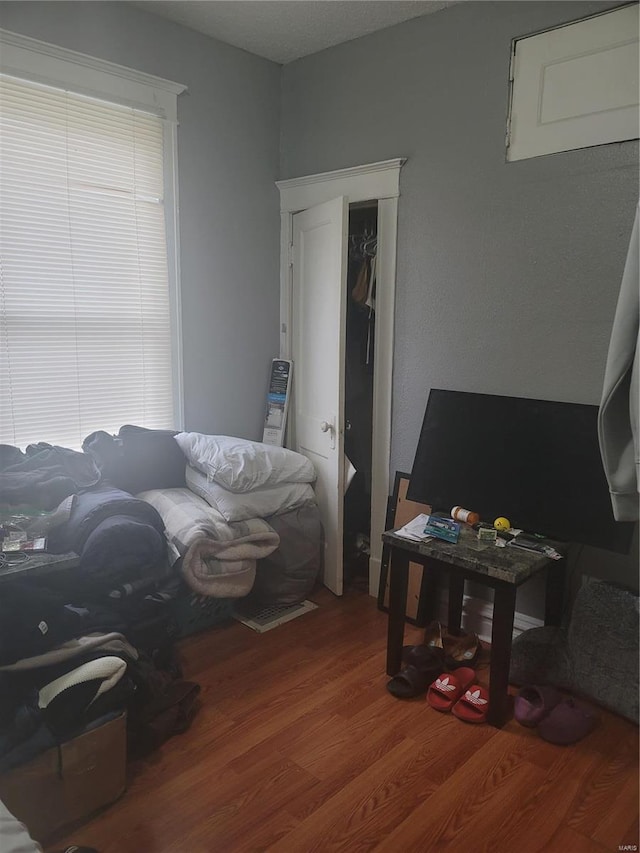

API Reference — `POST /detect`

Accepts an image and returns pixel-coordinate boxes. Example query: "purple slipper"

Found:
[537,697,598,745]
[514,684,562,727]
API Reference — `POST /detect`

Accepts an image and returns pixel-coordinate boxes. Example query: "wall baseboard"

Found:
[436,590,543,642]
[368,569,542,640]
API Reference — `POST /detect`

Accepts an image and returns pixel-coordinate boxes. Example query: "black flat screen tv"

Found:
[407,389,635,553]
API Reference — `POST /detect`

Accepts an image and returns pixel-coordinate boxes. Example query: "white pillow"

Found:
[185,465,315,522]
[175,433,315,493]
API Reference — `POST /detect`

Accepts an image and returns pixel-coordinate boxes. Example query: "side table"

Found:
[382,525,567,727]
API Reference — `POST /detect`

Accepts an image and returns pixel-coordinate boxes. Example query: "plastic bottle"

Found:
[451,505,480,525]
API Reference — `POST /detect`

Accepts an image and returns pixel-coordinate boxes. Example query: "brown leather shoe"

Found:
[444,631,481,669]
[422,621,444,653]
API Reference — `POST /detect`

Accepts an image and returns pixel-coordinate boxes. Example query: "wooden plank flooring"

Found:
[48,586,639,853]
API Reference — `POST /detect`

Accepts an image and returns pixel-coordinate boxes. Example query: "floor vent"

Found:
[233,600,318,633]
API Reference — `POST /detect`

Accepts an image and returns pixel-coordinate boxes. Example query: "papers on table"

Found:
[394,513,433,542]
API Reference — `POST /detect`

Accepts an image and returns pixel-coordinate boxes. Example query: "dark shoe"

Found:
[387,663,439,698]
[401,643,444,669]
[387,644,443,699]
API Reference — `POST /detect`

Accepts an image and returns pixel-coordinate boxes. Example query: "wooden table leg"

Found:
[447,573,464,635]
[386,547,409,676]
[544,560,566,627]
[488,584,516,727]
[415,565,439,628]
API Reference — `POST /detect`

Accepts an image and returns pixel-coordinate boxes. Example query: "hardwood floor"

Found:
[49,586,639,853]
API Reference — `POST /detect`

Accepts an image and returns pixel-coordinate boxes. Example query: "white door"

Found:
[290,196,348,595]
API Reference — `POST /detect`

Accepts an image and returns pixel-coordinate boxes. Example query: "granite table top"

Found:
[382,524,566,586]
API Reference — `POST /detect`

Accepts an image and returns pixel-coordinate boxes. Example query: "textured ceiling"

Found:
[132,1,459,64]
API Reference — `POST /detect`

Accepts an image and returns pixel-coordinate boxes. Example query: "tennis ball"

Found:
[494,517,511,532]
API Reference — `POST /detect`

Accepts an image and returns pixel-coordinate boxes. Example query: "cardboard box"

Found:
[0,713,126,843]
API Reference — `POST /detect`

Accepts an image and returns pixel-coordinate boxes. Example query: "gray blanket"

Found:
[137,488,280,598]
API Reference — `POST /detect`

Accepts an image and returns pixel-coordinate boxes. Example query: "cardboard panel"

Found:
[380,474,431,621]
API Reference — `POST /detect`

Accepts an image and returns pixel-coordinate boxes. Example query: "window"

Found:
[507,4,639,161]
[0,31,185,448]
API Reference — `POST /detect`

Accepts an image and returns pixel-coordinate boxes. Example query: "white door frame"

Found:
[276,158,405,597]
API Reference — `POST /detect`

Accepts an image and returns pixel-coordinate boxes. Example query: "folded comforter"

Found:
[138,488,280,598]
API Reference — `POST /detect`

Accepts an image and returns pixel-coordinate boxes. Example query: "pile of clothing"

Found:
[0,427,205,779]
[0,425,323,780]
[0,581,200,772]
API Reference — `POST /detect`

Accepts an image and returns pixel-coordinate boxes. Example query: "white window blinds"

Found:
[0,74,175,450]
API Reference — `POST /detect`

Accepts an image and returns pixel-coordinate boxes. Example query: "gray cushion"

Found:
[510,579,639,723]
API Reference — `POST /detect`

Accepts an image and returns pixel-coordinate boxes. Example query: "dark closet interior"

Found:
[343,202,378,588]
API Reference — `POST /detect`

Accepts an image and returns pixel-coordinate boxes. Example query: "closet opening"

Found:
[343,201,378,590]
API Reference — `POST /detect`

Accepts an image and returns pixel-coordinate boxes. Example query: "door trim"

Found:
[276,158,405,597]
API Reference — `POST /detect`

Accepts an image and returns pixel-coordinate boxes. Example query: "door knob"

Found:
[320,421,331,433]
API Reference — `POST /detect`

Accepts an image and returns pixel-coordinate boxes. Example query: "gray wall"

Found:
[0,1,282,440]
[281,0,639,607]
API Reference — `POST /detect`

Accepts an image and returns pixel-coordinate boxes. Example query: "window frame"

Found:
[0,28,187,432]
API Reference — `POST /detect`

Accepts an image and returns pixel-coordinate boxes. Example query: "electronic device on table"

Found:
[407,389,635,554]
